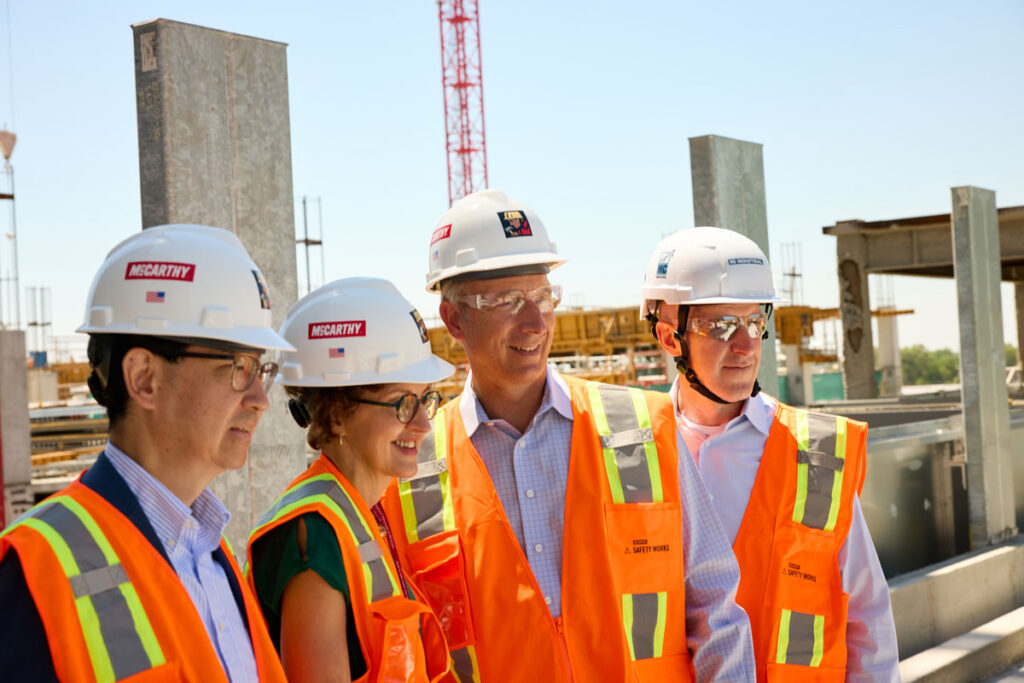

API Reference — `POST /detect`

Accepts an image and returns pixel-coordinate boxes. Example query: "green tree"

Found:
[900,345,960,385]
[1007,344,1018,368]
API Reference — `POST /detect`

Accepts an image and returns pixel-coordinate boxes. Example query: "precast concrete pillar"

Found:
[951,185,1016,547]
[1,330,33,528]
[781,343,807,405]
[132,19,302,553]
[834,224,878,399]
[876,309,903,397]
[1015,282,1024,368]
[688,135,779,394]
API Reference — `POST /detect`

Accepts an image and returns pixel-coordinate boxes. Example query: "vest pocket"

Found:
[632,652,695,682]
[604,502,683,594]
[403,528,475,649]
[763,522,837,617]
[370,595,452,683]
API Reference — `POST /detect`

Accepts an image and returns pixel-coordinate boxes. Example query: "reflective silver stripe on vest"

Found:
[782,610,818,665]
[630,592,660,660]
[800,413,841,530]
[597,385,657,503]
[260,477,396,602]
[36,501,152,681]
[450,646,478,682]
[404,433,447,538]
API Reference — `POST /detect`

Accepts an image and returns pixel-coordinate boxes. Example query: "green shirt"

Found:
[249,512,367,678]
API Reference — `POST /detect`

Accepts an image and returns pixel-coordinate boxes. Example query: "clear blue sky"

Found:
[1,0,1022,359]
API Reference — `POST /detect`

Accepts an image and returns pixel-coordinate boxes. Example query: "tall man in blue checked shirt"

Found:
[379,189,756,682]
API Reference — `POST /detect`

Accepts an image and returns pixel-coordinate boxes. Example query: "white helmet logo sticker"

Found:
[125,261,195,281]
[410,309,429,343]
[308,320,367,339]
[656,250,675,278]
[498,210,532,238]
[728,257,764,265]
[252,270,272,309]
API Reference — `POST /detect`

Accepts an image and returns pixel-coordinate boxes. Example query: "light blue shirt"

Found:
[105,443,258,683]
[670,376,900,681]
[459,366,755,680]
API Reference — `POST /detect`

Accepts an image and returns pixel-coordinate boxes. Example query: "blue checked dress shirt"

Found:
[670,376,900,681]
[459,366,755,680]
[105,443,258,683]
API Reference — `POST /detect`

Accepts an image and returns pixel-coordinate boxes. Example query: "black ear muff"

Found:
[288,399,312,428]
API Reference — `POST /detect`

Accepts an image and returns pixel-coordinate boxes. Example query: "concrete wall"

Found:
[132,19,303,553]
[688,134,780,393]
[1,330,32,527]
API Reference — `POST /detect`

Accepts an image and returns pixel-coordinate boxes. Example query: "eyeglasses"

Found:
[457,284,562,316]
[355,390,443,424]
[689,313,768,342]
[178,352,279,393]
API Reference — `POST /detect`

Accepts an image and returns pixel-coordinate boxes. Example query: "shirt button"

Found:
[544,596,553,605]
[526,489,535,499]
[534,543,543,553]
[166,539,175,548]
[218,621,225,632]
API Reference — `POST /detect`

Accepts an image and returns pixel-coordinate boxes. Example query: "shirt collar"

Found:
[459,364,573,437]
[104,441,230,550]
[670,373,777,437]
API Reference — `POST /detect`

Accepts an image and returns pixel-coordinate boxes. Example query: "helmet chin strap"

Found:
[646,305,770,406]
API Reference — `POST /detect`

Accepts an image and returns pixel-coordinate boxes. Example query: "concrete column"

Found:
[834,225,878,399]
[1,330,33,528]
[781,343,805,405]
[951,185,1016,547]
[688,135,779,394]
[132,19,303,553]
[1015,283,1024,368]
[876,309,903,397]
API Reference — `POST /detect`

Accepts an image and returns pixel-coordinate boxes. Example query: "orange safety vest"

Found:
[381,377,695,682]
[732,401,867,681]
[246,454,452,683]
[0,479,286,683]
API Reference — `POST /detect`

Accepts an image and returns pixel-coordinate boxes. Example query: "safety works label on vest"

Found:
[124,261,196,281]
[624,538,671,555]
[781,562,817,583]
[308,320,367,339]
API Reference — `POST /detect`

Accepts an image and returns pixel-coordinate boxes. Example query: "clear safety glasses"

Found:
[179,351,279,394]
[689,313,768,342]
[355,390,443,424]
[457,284,563,316]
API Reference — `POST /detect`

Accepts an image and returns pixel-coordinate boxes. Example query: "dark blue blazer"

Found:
[0,451,252,681]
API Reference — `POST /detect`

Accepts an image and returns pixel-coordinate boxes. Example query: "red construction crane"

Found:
[438,0,488,207]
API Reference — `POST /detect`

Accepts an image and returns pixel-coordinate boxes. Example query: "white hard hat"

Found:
[77,224,294,351]
[277,278,455,388]
[641,227,787,315]
[425,188,565,292]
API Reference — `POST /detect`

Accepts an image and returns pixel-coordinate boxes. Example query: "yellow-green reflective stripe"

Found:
[811,614,825,666]
[120,582,164,670]
[588,382,626,504]
[653,591,667,658]
[791,410,810,524]
[629,388,663,504]
[436,418,455,533]
[21,515,81,576]
[621,593,637,661]
[74,593,116,683]
[60,495,121,565]
[776,609,792,664]
[397,477,419,543]
[824,419,847,532]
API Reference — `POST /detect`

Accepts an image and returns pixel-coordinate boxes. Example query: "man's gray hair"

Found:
[439,278,470,304]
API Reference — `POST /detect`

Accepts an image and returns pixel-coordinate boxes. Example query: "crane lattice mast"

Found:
[438,0,488,207]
